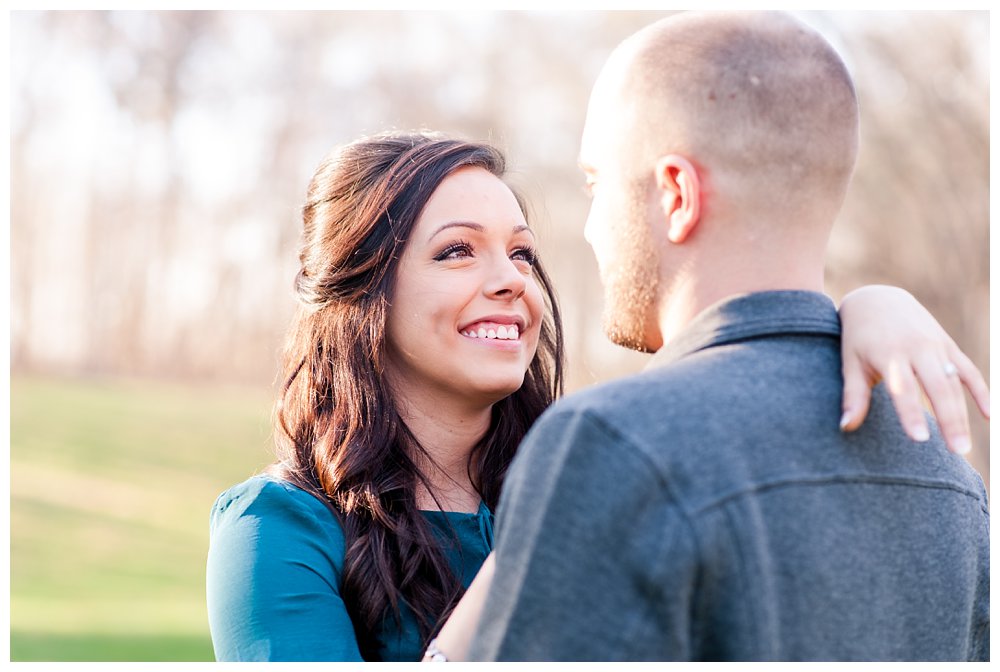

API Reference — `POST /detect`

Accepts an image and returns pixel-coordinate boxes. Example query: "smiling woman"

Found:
[205,131,564,662]
[388,166,545,433]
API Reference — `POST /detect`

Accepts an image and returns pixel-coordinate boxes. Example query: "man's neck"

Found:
[657,253,826,350]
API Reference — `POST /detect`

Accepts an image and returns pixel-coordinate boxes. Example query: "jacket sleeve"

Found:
[970,478,990,661]
[205,479,364,661]
[468,406,700,661]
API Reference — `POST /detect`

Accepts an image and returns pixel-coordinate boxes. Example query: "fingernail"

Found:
[911,425,930,442]
[953,437,972,455]
[839,411,851,431]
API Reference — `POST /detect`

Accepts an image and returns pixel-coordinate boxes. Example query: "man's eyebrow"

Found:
[428,221,534,242]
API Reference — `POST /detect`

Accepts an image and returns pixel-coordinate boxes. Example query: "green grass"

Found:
[10,632,215,662]
[10,374,276,661]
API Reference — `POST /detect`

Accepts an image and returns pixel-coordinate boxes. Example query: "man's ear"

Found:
[654,155,701,244]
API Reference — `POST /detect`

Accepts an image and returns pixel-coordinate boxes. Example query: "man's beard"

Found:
[600,182,659,353]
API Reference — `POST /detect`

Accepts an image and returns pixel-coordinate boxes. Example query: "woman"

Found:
[206,131,988,662]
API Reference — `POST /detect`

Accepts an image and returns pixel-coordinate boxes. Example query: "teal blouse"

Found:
[206,474,494,661]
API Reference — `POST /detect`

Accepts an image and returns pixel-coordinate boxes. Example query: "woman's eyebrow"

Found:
[427,221,485,242]
[428,221,534,242]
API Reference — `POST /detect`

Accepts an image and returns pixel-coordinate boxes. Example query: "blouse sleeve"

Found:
[206,477,364,661]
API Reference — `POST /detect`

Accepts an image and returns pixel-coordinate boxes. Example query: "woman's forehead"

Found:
[415,167,528,233]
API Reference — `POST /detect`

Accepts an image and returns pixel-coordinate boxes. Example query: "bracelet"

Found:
[422,638,448,662]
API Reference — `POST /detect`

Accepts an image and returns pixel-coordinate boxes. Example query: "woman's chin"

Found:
[465,375,526,407]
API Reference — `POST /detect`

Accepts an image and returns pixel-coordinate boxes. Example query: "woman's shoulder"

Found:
[210,473,346,548]
[207,474,361,661]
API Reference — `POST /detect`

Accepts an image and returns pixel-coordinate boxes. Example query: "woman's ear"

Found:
[654,155,701,244]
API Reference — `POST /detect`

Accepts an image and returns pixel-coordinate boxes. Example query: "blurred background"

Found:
[8,10,989,662]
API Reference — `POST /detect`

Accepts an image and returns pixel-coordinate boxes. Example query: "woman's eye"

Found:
[434,242,473,261]
[511,247,538,266]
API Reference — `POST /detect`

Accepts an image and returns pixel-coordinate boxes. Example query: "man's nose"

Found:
[583,208,597,247]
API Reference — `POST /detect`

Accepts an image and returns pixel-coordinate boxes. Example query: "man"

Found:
[466,11,989,661]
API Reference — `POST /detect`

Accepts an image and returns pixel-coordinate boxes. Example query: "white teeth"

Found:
[463,324,521,340]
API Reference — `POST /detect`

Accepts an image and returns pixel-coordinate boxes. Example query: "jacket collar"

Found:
[646,290,841,371]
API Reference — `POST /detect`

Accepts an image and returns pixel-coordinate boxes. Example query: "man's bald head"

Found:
[589,11,859,216]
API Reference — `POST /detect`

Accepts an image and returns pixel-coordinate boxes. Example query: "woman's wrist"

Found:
[422,638,448,662]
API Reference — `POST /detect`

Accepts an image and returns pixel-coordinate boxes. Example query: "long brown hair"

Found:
[270,131,564,659]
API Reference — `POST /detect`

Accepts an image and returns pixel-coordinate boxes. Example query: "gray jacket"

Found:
[470,291,989,661]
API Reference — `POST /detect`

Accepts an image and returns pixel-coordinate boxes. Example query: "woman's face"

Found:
[385,166,544,411]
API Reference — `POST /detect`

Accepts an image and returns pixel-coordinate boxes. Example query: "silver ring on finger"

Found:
[943,361,959,377]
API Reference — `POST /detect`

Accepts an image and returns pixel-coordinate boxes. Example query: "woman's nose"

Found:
[485,256,527,300]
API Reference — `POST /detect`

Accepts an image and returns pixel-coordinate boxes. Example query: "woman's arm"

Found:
[423,552,496,662]
[838,285,989,454]
[207,478,364,661]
